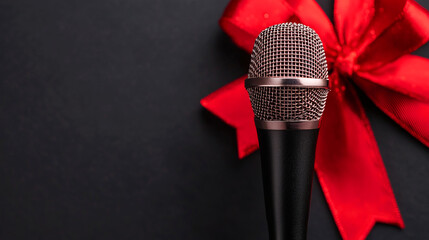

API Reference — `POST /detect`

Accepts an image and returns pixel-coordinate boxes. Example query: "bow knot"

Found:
[334,47,358,78]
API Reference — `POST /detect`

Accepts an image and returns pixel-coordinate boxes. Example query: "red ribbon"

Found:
[201,0,429,239]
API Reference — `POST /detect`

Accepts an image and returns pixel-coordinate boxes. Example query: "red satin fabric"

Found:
[201,0,429,239]
[201,76,258,158]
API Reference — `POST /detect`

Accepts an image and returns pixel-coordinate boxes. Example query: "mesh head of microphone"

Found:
[247,23,329,122]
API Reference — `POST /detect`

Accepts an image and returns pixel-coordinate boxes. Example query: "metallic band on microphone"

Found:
[245,77,329,88]
[253,119,320,130]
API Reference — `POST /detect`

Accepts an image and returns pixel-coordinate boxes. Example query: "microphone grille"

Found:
[247,23,329,122]
[248,22,328,79]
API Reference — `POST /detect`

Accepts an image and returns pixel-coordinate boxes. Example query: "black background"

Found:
[1,0,429,239]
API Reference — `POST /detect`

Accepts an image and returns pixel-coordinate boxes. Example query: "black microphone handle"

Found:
[257,128,319,240]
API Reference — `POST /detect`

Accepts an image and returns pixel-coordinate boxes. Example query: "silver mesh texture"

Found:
[247,87,328,121]
[247,23,329,121]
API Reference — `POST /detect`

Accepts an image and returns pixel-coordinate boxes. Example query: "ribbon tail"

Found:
[200,76,258,158]
[236,121,259,159]
[316,73,404,240]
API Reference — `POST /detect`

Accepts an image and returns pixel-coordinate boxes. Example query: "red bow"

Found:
[201,0,429,239]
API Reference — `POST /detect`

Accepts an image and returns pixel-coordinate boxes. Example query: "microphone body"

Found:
[258,128,318,240]
[245,23,330,240]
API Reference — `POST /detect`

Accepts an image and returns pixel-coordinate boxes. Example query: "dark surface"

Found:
[0,0,428,239]
[258,129,319,240]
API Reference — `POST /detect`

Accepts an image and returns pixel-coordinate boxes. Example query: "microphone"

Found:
[245,23,329,240]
